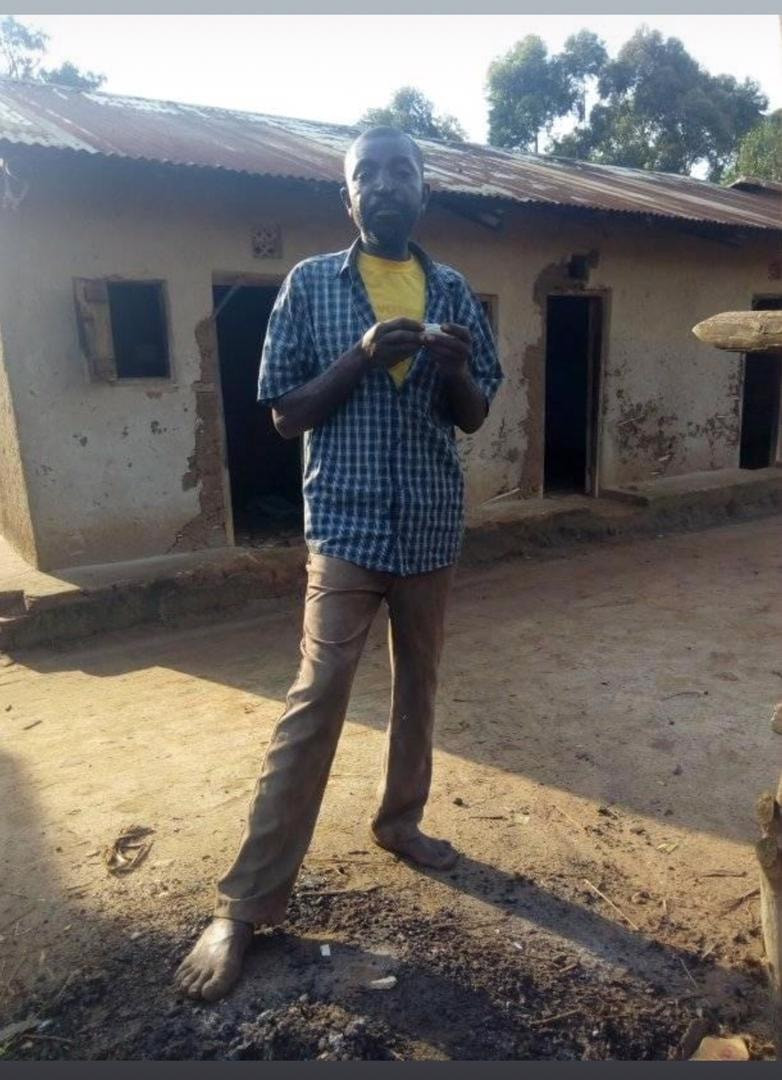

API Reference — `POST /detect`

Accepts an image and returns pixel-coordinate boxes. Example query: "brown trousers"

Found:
[214,553,454,925]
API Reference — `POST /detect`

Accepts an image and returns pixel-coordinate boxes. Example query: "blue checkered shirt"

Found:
[257,238,504,575]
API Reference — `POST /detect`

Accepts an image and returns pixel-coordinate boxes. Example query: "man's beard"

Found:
[363,208,416,248]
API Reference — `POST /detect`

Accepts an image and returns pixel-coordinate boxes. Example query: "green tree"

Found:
[726,109,782,184]
[0,15,104,90]
[487,35,570,152]
[41,60,105,91]
[360,86,466,142]
[486,31,607,152]
[0,15,46,79]
[550,27,766,180]
[486,25,768,179]
[558,30,608,123]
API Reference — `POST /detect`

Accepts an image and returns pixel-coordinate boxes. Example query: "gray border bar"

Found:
[4,3,781,14]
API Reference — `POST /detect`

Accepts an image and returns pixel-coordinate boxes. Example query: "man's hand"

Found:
[424,323,471,380]
[360,318,425,371]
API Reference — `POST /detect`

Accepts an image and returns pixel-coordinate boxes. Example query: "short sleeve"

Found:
[452,278,504,408]
[257,266,317,406]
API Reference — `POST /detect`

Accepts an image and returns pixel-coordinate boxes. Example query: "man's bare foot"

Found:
[372,827,459,870]
[174,917,254,1002]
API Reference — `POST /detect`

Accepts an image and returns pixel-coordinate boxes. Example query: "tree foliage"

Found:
[487,32,607,152]
[0,16,104,90]
[726,110,782,184]
[360,86,466,143]
[487,25,768,180]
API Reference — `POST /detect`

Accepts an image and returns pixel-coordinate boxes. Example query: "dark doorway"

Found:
[544,295,603,493]
[739,296,782,470]
[213,284,303,543]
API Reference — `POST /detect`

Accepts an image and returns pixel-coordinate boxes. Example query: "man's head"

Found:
[341,127,430,256]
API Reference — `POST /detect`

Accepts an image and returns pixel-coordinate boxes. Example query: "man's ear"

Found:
[340,185,354,224]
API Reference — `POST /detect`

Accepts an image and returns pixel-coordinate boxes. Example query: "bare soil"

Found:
[1,517,781,1060]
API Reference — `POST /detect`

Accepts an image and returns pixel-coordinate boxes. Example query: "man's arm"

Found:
[441,366,488,435]
[272,318,425,439]
[425,323,488,435]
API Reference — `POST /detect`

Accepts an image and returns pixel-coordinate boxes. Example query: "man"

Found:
[175,127,503,1001]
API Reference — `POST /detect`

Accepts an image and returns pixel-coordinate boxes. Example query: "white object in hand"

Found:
[423,323,447,336]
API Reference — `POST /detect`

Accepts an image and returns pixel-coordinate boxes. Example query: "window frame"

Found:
[74,276,174,384]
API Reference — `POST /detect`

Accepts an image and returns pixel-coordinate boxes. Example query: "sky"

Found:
[25,14,782,144]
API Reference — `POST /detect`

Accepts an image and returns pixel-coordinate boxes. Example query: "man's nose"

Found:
[375,170,396,193]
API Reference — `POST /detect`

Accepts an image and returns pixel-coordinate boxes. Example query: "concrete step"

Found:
[602,465,782,507]
[0,544,307,651]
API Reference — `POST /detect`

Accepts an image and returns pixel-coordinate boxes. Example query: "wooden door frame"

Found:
[543,288,610,496]
[210,273,285,545]
[741,293,782,468]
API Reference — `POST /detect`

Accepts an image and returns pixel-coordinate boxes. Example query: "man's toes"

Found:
[178,965,206,997]
[184,971,211,999]
[173,969,193,994]
[200,970,235,1002]
[174,958,194,984]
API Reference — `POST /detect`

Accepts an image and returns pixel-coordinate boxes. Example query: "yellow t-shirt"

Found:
[357,251,427,389]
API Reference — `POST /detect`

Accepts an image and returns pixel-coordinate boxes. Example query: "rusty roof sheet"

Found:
[1,79,780,232]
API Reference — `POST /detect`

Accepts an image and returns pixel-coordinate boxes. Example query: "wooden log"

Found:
[758,790,780,835]
[756,774,782,1056]
[692,311,782,353]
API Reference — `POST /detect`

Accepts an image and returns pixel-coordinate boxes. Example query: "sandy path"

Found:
[1,517,780,1058]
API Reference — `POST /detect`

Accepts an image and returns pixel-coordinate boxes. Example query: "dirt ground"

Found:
[1,516,781,1060]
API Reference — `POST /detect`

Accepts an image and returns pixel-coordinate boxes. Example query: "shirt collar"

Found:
[338,237,436,280]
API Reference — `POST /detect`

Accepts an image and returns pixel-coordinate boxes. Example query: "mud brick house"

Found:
[0,80,780,572]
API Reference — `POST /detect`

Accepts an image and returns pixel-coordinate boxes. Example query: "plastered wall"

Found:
[0,151,778,568]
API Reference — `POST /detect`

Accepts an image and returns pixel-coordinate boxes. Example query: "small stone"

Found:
[771,702,782,735]
[690,1036,749,1061]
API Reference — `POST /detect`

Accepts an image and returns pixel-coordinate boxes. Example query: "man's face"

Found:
[342,134,429,249]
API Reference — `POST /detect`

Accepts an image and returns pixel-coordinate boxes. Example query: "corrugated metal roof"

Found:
[0,79,780,232]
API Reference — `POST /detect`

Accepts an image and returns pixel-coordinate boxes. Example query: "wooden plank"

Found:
[756,774,782,1056]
